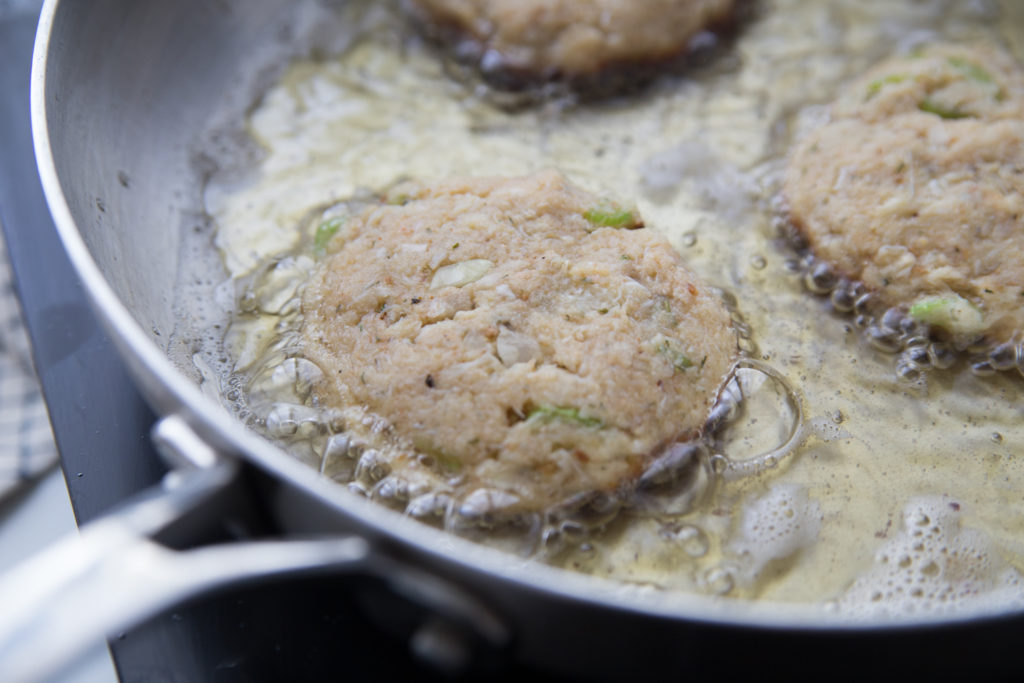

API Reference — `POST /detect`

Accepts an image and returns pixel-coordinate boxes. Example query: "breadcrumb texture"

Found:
[301,170,737,512]
[408,0,736,80]
[784,44,1024,342]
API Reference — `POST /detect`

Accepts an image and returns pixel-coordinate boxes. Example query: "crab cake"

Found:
[406,0,736,86]
[784,45,1024,345]
[300,170,738,515]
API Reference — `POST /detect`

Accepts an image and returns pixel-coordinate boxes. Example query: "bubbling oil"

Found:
[197,0,1024,612]
[223,199,801,562]
[783,234,1024,388]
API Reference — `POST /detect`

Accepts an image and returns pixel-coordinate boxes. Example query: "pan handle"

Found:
[0,420,374,683]
[0,415,510,682]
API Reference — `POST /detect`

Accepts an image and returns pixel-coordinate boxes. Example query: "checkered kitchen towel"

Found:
[0,234,56,500]
[0,0,58,501]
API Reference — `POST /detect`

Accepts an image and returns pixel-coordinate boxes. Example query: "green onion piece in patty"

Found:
[653,334,693,372]
[908,294,985,335]
[918,98,971,119]
[314,217,345,254]
[947,57,994,84]
[866,73,908,97]
[525,404,605,429]
[583,202,639,230]
[436,452,462,473]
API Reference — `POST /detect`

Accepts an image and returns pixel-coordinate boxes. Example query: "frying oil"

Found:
[200,0,1024,614]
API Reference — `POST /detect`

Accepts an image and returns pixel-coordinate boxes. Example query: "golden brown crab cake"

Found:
[300,170,738,515]
[406,0,736,85]
[784,44,1024,346]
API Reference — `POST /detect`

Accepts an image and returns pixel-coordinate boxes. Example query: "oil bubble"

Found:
[866,325,903,353]
[804,261,837,294]
[830,281,859,313]
[406,492,451,521]
[659,523,710,558]
[989,342,1019,371]
[895,360,925,386]
[355,449,391,484]
[702,565,736,595]
[971,360,997,377]
[927,342,957,370]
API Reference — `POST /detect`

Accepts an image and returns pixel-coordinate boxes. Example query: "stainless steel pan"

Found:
[5,0,1024,680]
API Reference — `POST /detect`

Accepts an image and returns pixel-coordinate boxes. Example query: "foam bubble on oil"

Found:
[808,413,853,443]
[728,483,822,586]
[835,496,1024,618]
[638,140,758,222]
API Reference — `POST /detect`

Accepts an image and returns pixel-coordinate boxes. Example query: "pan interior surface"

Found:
[35,0,1024,630]
[199,0,1024,615]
